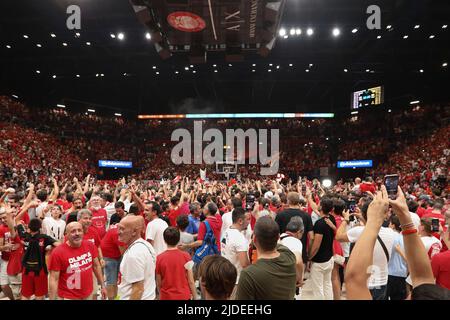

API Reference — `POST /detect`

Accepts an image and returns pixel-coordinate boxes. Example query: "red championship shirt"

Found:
[100,225,126,259]
[90,208,107,239]
[48,240,98,299]
[197,214,222,252]
[431,250,450,290]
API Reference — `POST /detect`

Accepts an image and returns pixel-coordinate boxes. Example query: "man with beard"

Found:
[88,196,108,239]
[49,222,106,300]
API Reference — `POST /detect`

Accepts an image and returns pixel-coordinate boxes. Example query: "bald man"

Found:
[48,222,106,300]
[117,216,157,300]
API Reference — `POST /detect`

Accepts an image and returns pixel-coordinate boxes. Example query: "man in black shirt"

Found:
[308,197,336,300]
[109,201,126,226]
[275,192,313,264]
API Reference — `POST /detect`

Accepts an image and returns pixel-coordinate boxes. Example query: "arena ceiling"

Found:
[0,0,449,116]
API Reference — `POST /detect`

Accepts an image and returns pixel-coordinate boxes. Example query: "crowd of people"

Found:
[0,95,449,300]
[0,172,448,300]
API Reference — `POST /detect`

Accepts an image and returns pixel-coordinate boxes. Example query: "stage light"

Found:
[443,62,448,67]
[190,65,194,68]
[36,70,40,74]
[88,109,95,113]
[410,100,420,105]
[366,69,370,72]
[152,66,157,69]
[305,69,310,72]
[296,28,302,35]
[414,25,420,29]
[145,33,151,40]
[228,64,232,67]
[214,70,218,73]
[76,74,80,78]
[309,63,313,67]
[185,67,189,71]
[352,28,358,33]
[192,71,196,74]
[252,70,256,72]
[213,64,217,67]
[403,35,409,39]
[377,35,382,39]
[252,64,256,67]
[175,71,179,74]
[123,73,127,76]
[306,28,314,36]
[443,25,448,29]
[63,42,68,46]
[115,113,122,117]
[6,45,11,49]
[118,33,125,40]
[50,33,56,38]
[268,69,272,72]
[283,35,289,39]
[276,65,280,69]
[344,69,348,72]
[290,28,295,36]
[101,74,104,77]
[12,95,19,99]
[322,179,332,188]
[388,109,392,113]
[36,44,42,48]
[332,28,341,37]
[289,63,293,67]
[96,74,99,77]
[75,32,81,38]
[429,35,435,39]
[386,25,392,29]
[351,111,358,115]
[110,33,116,39]
[86,42,91,46]
[269,63,273,66]
[23,35,29,39]
[57,104,66,108]
[52,75,57,79]
[279,28,286,37]
[419,69,424,73]
[156,71,160,75]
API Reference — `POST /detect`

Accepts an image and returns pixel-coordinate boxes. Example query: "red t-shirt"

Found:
[417,207,433,218]
[90,208,107,239]
[360,182,376,194]
[431,250,450,290]
[48,240,98,299]
[0,224,21,261]
[168,207,182,227]
[100,226,126,259]
[156,249,192,300]
[56,199,72,212]
[197,214,223,251]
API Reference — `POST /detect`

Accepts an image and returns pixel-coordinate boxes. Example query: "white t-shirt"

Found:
[42,217,66,242]
[421,236,442,259]
[118,238,156,300]
[145,218,168,255]
[104,202,116,227]
[347,226,396,288]
[280,233,303,257]
[220,210,233,241]
[221,227,248,282]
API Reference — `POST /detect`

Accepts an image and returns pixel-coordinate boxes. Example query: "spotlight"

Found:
[306,28,314,36]
[36,70,40,74]
[289,64,293,67]
[414,25,420,29]
[429,35,435,39]
[62,42,68,46]
[101,74,105,77]
[279,28,286,37]
[115,113,122,117]
[443,25,448,29]
[252,70,256,72]
[86,42,91,46]
[322,179,332,188]
[23,35,29,39]
[305,69,310,72]
[117,33,125,40]
[419,69,424,73]
[403,35,409,39]
[352,28,358,33]
[214,70,218,73]
[52,75,57,79]
[332,28,341,37]
[344,69,348,72]
[87,109,95,113]
[377,35,382,39]
[443,62,448,67]
[110,33,116,39]
[6,45,11,49]
[76,74,80,78]
[75,32,81,37]
[57,104,66,108]
[50,33,56,38]
[290,28,295,36]
[145,33,151,40]
[152,66,157,69]
[386,25,392,29]
[175,71,179,74]
[410,100,420,105]
[36,44,42,48]
[296,28,302,35]
[388,109,392,113]
[185,67,189,71]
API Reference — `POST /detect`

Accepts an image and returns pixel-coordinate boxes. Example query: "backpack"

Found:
[22,233,46,275]
[193,220,218,264]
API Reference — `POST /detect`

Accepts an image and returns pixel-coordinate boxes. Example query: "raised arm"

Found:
[346,186,388,300]
[48,178,60,202]
[389,186,435,288]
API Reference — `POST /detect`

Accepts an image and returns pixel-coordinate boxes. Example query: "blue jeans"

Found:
[104,257,121,286]
[370,285,388,300]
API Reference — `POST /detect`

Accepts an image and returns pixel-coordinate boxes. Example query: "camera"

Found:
[431,218,440,233]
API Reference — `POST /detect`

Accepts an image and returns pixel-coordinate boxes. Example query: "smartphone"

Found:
[384,174,399,200]
[431,218,440,233]
[348,200,356,213]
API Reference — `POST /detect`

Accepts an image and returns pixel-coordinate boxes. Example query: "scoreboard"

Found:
[129,0,287,62]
